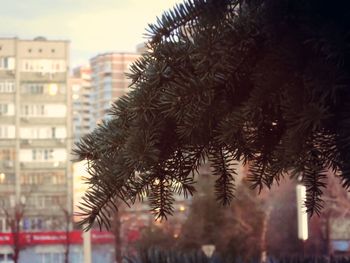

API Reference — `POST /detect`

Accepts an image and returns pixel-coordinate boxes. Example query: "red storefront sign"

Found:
[0,230,114,246]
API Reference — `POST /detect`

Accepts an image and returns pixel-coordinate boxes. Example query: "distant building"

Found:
[0,37,117,263]
[0,36,73,257]
[89,52,140,129]
[0,36,72,227]
[136,42,148,54]
[70,65,92,143]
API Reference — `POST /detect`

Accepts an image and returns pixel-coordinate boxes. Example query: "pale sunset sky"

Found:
[0,0,183,67]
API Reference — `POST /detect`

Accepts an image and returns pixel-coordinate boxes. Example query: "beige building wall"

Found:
[90,52,140,129]
[70,65,92,143]
[72,160,90,222]
[0,37,72,232]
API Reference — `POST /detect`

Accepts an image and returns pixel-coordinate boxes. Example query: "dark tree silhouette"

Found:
[74,0,350,229]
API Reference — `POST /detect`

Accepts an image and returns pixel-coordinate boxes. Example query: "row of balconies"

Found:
[0,116,67,124]
[0,138,68,147]
[20,116,67,125]
[0,70,67,81]
[0,117,67,125]
[20,93,67,102]
[0,160,68,170]
[0,139,15,147]
[0,160,15,170]
[20,138,67,147]
[0,184,66,193]
[20,161,67,169]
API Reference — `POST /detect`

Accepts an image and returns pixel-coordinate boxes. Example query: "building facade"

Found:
[70,65,92,143]
[0,37,73,260]
[89,52,139,129]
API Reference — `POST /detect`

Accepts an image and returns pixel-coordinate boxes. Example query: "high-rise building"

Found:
[0,35,72,234]
[90,52,140,129]
[70,65,92,143]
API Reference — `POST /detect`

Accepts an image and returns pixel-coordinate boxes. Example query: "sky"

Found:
[0,0,183,67]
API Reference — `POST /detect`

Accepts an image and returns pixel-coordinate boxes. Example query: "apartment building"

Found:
[89,52,140,129]
[0,36,72,237]
[71,65,92,143]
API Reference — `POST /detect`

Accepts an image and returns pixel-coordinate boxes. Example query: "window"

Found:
[0,253,14,263]
[0,103,14,116]
[20,148,66,163]
[21,104,45,116]
[22,83,63,95]
[23,217,43,231]
[21,172,41,185]
[21,59,66,73]
[0,81,15,93]
[21,104,66,117]
[51,171,65,184]
[31,149,54,161]
[28,48,32,53]
[0,57,15,70]
[3,57,8,68]
[38,48,42,53]
[0,104,8,115]
[0,173,15,184]
[0,148,15,161]
[39,253,64,263]
[44,149,49,160]
[0,126,15,138]
[20,126,66,139]
[21,171,65,186]
[51,49,55,53]
[22,83,44,94]
[27,196,45,209]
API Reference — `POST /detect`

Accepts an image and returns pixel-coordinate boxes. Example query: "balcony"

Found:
[20,138,67,148]
[0,115,15,124]
[0,139,16,147]
[0,70,15,78]
[0,160,15,171]
[0,93,15,102]
[0,184,15,193]
[20,161,67,170]
[20,93,66,103]
[20,117,67,125]
[20,72,67,82]
[21,184,67,193]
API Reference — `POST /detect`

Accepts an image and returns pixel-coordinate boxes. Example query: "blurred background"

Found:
[0,0,349,262]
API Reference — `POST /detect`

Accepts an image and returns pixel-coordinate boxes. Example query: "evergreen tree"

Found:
[74,0,350,229]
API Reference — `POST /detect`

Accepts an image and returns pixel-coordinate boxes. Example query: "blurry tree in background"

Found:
[136,225,175,252]
[178,173,226,251]
[133,170,264,261]
[133,170,343,259]
[265,181,300,257]
[74,0,350,229]
[1,198,26,263]
[221,179,264,262]
[178,172,264,262]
